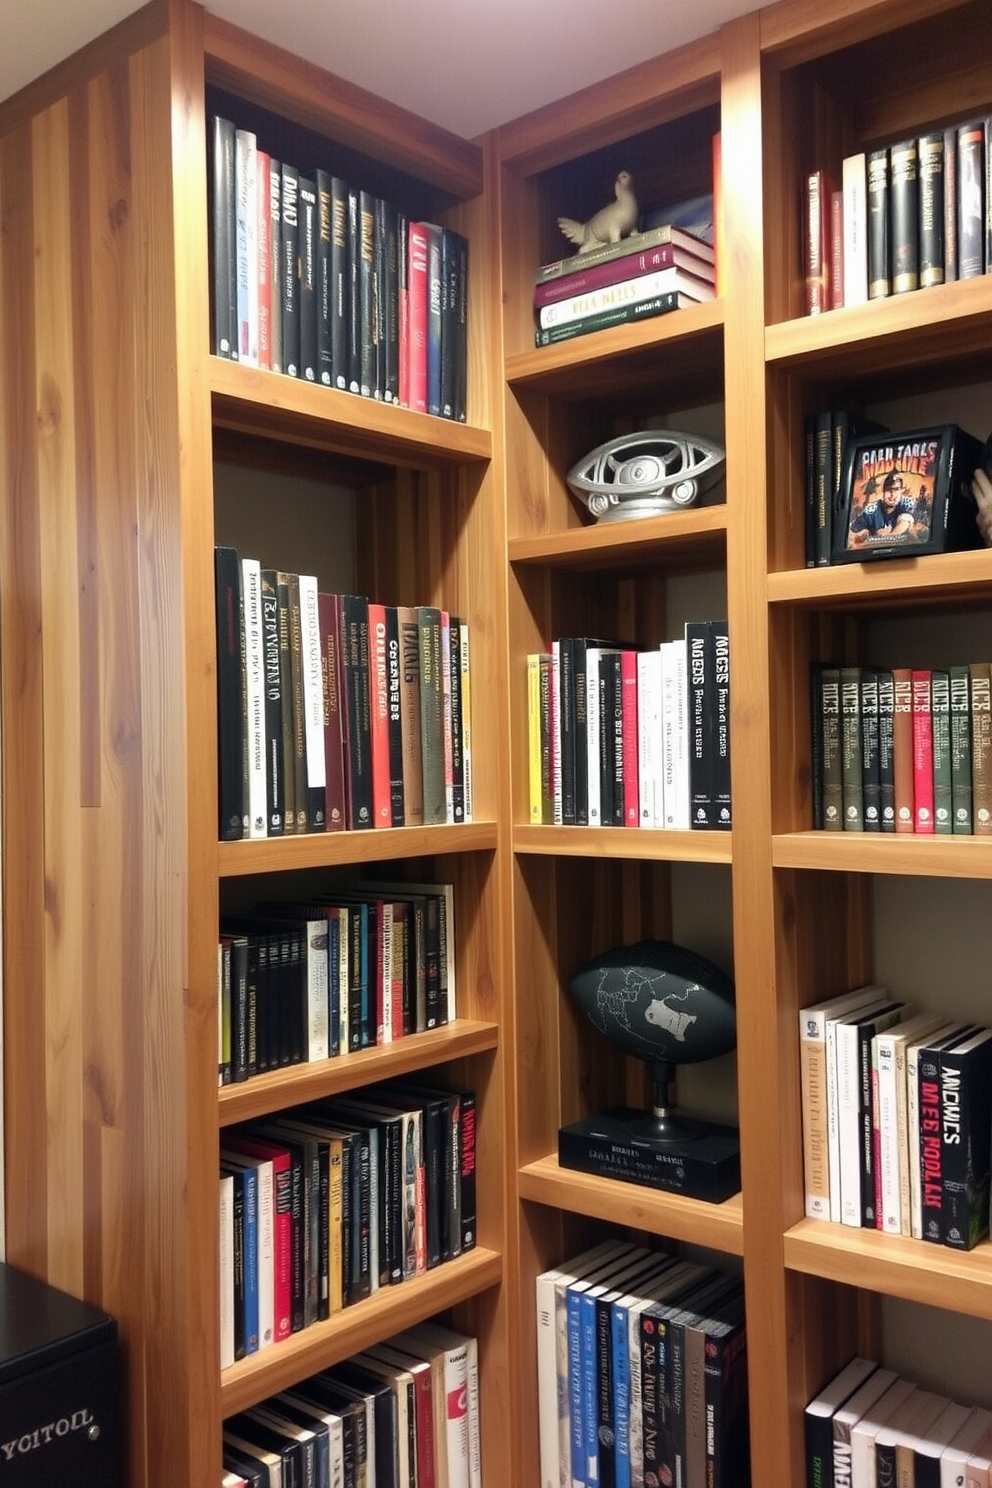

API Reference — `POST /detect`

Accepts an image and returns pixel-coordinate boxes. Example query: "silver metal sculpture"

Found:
[566,430,726,522]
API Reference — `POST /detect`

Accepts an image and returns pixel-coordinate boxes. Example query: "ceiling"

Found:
[3,0,757,138]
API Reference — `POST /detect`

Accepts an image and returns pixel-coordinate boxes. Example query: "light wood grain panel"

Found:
[202,13,482,201]
[759,0,966,63]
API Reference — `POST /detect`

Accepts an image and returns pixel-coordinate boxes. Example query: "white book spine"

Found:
[460,623,473,822]
[538,264,713,327]
[637,649,664,828]
[663,638,690,829]
[298,574,327,816]
[252,1157,274,1349]
[586,649,604,826]
[874,1035,902,1233]
[304,921,329,1062]
[241,557,267,838]
[234,128,258,365]
[536,1267,566,1488]
[219,1172,235,1370]
[835,1019,866,1227]
[825,1013,846,1222]
[466,1333,482,1488]
[842,152,868,307]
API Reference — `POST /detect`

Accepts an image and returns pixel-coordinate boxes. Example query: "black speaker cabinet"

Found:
[0,1264,119,1487]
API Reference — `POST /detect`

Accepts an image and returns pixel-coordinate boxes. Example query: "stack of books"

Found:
[533,221,715,347]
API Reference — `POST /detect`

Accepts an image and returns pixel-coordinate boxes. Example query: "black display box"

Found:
[0,1264,119,1487]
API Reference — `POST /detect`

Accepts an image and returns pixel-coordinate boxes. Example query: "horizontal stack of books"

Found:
[533,218,715,347]
[211,116,468,420]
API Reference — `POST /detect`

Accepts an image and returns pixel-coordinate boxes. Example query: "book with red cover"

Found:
[407,221,430,414]
[317,592,347,832]
[533,240,713,309]
[367,601,393,828]
[221,1132,293,1344]
[256,148,272,369]
[912,669,934,834]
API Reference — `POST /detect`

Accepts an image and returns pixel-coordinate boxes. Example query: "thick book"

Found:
[872,1010,947,1236]
[267,156,282,374]
[957,119,986,278]
[866,146,890,298]
[534,239,713,310]
[346,187,362,393]
[534,288,692,346]
[215,545,247,840]
[938,1024,992,1249]
[285,572,310,832]
[234,128,259,365]
[367,601,393,829]
[971,661,992,834]
[317,591,347,832]
[804,168,834,313]
[892,667,915,832]
[537,221,715,282]
[710,621,732,829]
[830,1366,899,1488]
[949,663,973,832]
[859,668,881,831]
[298,573,326,831]
[804,1357,879,1488]
[918,130,946,287]
[840,665,863,831]
[407,221,430,413]
[842,151,868,307]
[259,569,285,836]
[815,664,843,830]
[255,147,271,369]
[417,606,447,825]
[943,122,959,282]
[384,605,406,826]
[877,669,896,831]
[538,263,714,329]
[930,668,952,833]
[889,137,920,293]
[340,593,374,830]
[396,605,425,826]
[426,224,444,416]
[314,169,334,387]
[912,668,934,834]
[240,555,267,838]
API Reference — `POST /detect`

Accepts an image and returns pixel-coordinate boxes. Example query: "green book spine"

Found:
[840,666,864,830]
[931,669,952,834]
[949,664,973,833]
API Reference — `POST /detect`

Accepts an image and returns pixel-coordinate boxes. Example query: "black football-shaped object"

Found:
[568,939,736,1067]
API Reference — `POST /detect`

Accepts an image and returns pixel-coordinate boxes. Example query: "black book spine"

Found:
[918,131,945,287]
[867,145,891,298]
[918,1040,946,1244]
[877,669,896,831]
[888,137,919,293]
[260,570,285,836]
[685,621,712,827]
[330,177,350,390]
[940,1035,992,1250]
[226,1166,246,1360]
[298,176,318,384]
[418,607,446,826]
[346,188,362,394]
[459,1087,477,1251]
[372,197,387,400]
[610,651,625,826]
[454,229,468,423]
[341,594,374,830]
[280,164,301,377]
[314,170,334,388]
[710,622,732,829]
[215,545,247,840]
[573,640,591,823]
[268,157,283,376]
[383,199,400,403]
[209,116,237,360]
[812,409,834,566]
[358,190,376,398]
[859,669,881,832]
[597,657,613,827]
[439,227,461,419]
[427,224,444,416]
[449,615,465,823]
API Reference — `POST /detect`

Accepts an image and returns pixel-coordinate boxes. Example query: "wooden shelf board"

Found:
[768,547,992,609]
[219,1020,499,1127]
[772,831,992,877]
[508,506,727,572]
[218,820,498,877]
[210,358,492,469]
[765,278,992,385]
[784,1219,992,1320]
[518,1154,744,1255]
[220,1246,503,1417]
[504,302,724,400]
[513,825,733,864]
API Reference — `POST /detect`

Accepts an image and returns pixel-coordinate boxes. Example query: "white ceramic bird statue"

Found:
[557,170,638,253]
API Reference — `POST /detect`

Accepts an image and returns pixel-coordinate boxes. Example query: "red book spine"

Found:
[318,592,347,831]
[408,221,430,413]
[912,668,934,834]
[621,649,639,826]
[256,148,272,369]
[533,241,712,308]
[367,602,393,828]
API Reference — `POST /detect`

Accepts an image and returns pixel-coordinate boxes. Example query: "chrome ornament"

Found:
[567,430,726,522]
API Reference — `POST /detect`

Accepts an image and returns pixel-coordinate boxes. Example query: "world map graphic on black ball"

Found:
[569,940,736,1067]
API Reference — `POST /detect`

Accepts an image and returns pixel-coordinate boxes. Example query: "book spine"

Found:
[684,625,710,828]
[534,290,683,345]
[804,169,832,313]
[287,573,310,831]
[449,615,466,823]
[710,622,732,829]
[255,148,271,370]
[818,666,843,829]
[840,666,863,831]
[210,116,237,360]
[970,662,992,833]
[621,649,639,827]
[859,668,881,832]
[297,176,318,384]
[940,1037,992,1250]
[427,225,443,416]
[358,189,376,397]
[912,669,934,834]
[317,592,347,833]
[460,621,473,820]
[314,170,333,387]
[957,120,986,278]
[892,668,915,832]
[299,574,326,830]
[830,188,844,309]
[367,601,393,828]
[573,642,590,824]
[268,158,282,375]
[235,128,259,365]
[930,669,952,834]
[418,607,447,824]
[280,164,300,377]
[888,137,919,293]
[534,240,711,306]
[877,670,896,832]
[949,664,973,833]
[441,610,455,822]
[918,1041,946,1243]
[259,570,285,836]
[528,654,545,826]
[398,606,425,826]
[842,152,868,307]
[385,606,405,827]
[538,264,712,328]
[215,547,247,840]
[407,221,430,413]
[637,648,664,829]
[867,146,891,298]
[241,556,267,838]
[918,131,946,287]
[341,594,374,830]
[329,176,349,390]
[943,123,959,281]
[812,410,834,566]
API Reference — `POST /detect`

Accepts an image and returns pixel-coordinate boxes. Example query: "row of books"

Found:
[218,882,454,1084]
[220,1084,477,1367]
[803,408,887,567]
[527,622,732,830]
[806,1355,992,1488]
[800,983,992,1249]
[535,1240,748,1488]
[812,662,992,834]
[222,1318,482,1488]
[216,548,472,839]
[531,221,715,347]
[210,116,468,420]
[804,115,992,314]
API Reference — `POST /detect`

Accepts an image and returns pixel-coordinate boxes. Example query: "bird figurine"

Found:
[557,170,638,253]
